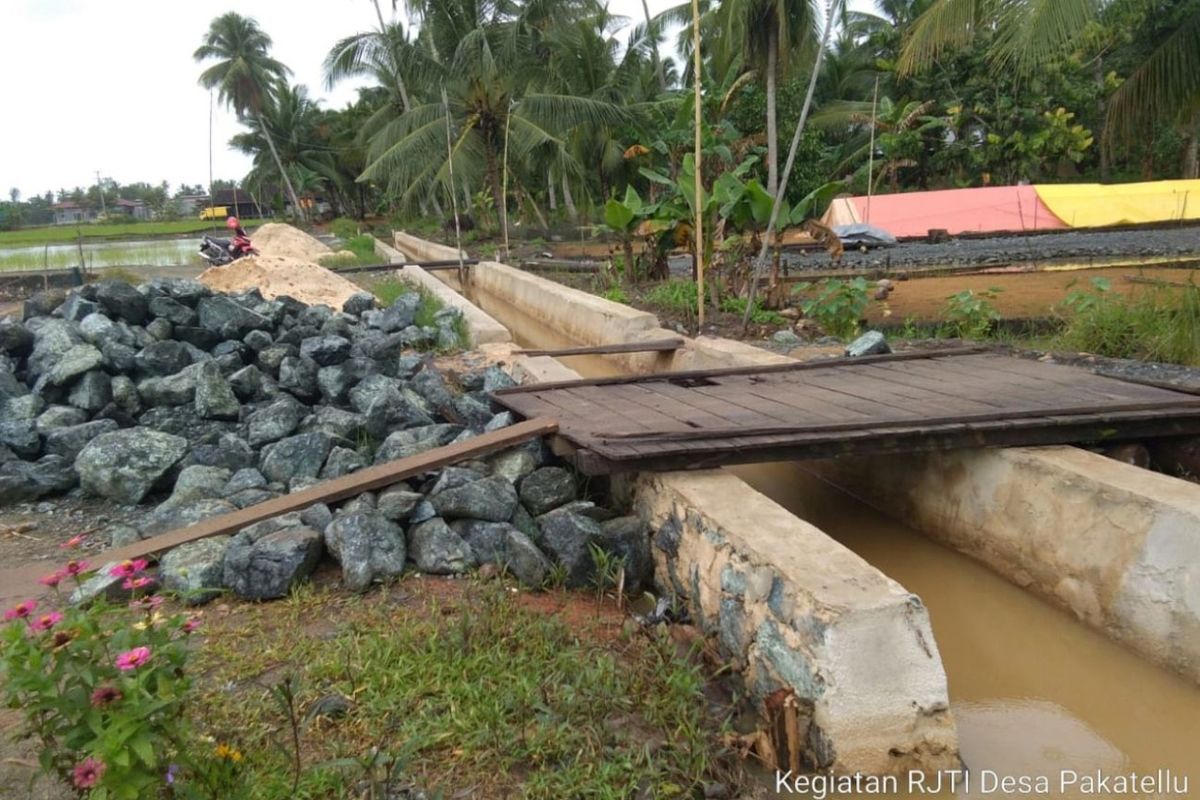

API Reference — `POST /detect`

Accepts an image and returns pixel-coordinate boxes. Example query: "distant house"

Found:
[112,198,152,221]
[175,191,262,219]
[52,201,97,225]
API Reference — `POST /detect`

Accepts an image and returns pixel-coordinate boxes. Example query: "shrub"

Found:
[1056,277,1200,365]
[943,288,1002,339]
[0,558,204,799]
[792,278,870,339]
[329,217,359,241]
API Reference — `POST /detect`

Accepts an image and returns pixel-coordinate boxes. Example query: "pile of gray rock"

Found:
[1,278,649,602]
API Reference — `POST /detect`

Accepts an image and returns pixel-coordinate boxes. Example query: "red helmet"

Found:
[226,216,240,230]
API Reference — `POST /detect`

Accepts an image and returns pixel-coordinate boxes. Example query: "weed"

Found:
[1055,279,1200,365]
[792,278,870,339]
[601,285,631,304]
[943,288,1003,339]
[719,296,785,325]
[643,280,698,317]
[588,543,626,606]
[545,562,570,590]
[188,583,733,798]
[329,217,359,241]
[368,277,408,307]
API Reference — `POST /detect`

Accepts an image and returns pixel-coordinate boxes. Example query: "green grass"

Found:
[366,277,471,351]
[321,234,384,270]
[190,582,733,799]
[1054,283,1200,365]
[642,280,699,315]
[0,220,224,246]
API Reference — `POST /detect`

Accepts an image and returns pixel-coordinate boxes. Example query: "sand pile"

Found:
[199,254,361,308]
[250,222,333,261]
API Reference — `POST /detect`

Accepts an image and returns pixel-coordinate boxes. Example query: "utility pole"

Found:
[95,170,107,218]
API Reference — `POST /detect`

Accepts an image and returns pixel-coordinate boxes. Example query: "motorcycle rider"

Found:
[226,216,254,258]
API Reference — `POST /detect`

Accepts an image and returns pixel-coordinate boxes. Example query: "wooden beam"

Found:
[492,347,988,395]
[513,338,685,358]
[521,258,603,273]
[334,259,480,275]
[96,418,558,564]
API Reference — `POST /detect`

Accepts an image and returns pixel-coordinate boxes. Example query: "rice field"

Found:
[0,220,220,247]
[0,239,205,272]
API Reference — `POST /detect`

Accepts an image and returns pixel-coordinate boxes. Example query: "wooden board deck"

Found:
[491,350,1200,474]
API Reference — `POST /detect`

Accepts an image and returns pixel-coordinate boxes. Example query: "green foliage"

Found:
[718,296,785,325]
[0,561,206,799]
[601,285,630,304]
[1056,280,1200,365]
[368,277,408,306]
[943,288,1003,339]
[190,584,727,798]
[329,217,359,240]
[793,278,871,339]
[643,280,700,316]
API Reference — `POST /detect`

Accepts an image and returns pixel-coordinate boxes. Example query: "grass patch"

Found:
[0,220,222,247]
[366,277,471,351]
[642,280,698,315]
[321,235,384,270]
[1054,279,1200,365]
[189,581,734,799]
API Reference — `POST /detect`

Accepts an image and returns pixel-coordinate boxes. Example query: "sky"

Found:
[0,0,878,201]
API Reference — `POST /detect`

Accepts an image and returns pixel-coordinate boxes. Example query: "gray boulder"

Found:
[518,467,576,515]
[0,319,33,357]
[158,465,232,510]
[93,281,149,324]
[56,293,99,322]
[160,537,231,605]
[36,405,89,432]
[228,365,266,401]
[320,446,368,479]
[279,356,319,402]
[504,529,553,588]
[197,295,272,340]
[407,517,474,574]
[67,370,112,413]
[42,344,103,389]
[373,424,462,464]
[148,296,199,327]
[140,498,237,537]
[43,419,119,462]
[194,361,241,420]
[224,467,267,495]
[377,484,423,521]
[596,516,653,592]
[259,432,334,486]
[845,330,891,357]
[451,520,514,565]
[0,419,41,458]
[430,475,518,522]
[75,428,188,505]
[247,399,304,445]
[536,508,602,588]
[223,522,323,601]
[135,340,192,377]
[324,511,407,592]
[0,457,77,504]
[78,312,117,346]
[343,292,376,316]
[300,335,351,367]
[138,363,203,406]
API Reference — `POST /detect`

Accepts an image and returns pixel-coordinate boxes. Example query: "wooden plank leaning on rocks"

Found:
[97,418,559,565]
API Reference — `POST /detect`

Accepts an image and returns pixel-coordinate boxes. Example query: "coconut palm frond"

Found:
[991,0,1101,71]
[897,0,983,76]
[1107,8,1200,142]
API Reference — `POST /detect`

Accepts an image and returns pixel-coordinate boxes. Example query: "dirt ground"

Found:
[861,265,1200,323]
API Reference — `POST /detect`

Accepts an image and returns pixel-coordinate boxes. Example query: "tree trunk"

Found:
[561,173,579,222]
[623,238,636,286]
[1095,56,1111,182]
[372,0,412,112]
[485,144,504,225]
[643,0,668,92]
[766,34,780,197]
[259,112,304,221]
[1185,112,1200,179]
[548,169,557,212]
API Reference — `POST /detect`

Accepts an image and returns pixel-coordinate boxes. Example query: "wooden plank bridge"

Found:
[492,348,1200,475]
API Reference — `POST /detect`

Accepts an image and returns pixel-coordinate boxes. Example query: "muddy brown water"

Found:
[467,280,1200,798]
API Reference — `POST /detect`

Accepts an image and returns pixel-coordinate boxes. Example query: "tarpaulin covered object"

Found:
[832,186,1067,238]
[1034,180,1200,228]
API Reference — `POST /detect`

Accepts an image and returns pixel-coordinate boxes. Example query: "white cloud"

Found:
[0,0,879,199]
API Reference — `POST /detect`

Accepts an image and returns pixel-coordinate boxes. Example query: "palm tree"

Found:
[718,0,818,197]
[360,0,631,217]
[195,12,303,218]
[229,84,338,204]
[898,0,1200,172]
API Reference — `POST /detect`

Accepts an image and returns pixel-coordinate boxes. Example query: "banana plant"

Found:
[602,185,653,285]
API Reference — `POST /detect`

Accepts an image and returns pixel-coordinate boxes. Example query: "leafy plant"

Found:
[0,559,203,799]
[602,186,652,285]
[601,285,630,304]
[944,288,1003,339]
[792,278,871,339]
[329,217,359,240]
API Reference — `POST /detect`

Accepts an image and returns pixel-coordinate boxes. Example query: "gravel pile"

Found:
[0,278,648,602]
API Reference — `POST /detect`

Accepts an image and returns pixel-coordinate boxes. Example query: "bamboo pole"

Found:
[442,87,467,285]
[692,0,705,329]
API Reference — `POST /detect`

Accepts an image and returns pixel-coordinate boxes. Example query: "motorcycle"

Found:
[199,232,258,266]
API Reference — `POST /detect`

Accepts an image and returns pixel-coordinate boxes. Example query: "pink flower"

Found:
[114,646,152,671]
[182,617,202,634]
[64,560,91,577]
[90,685,122,707]
[3,600,36,622]
[59,535,87,550]
[122,576,155,591]
[129,594,164,611]
[38,570,66,587]
[72,757,105,789]
[109,559,149,579]
[29,611,63,632]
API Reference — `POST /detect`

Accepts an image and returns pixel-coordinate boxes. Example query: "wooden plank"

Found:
[96,419,558,564]
[513,338,684,358]
[491,347,988,396]
[334,259,479,274]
